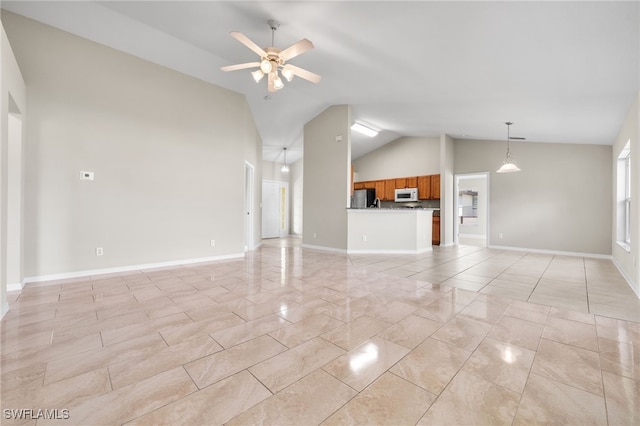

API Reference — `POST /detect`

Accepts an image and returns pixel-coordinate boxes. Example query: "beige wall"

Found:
[3,12,262,279]
[290,159,303,236]
[1,21,27,318]
[455,138,612,255]
[303,105,351,250]
[352,136,440,181]
[612,92,639,295]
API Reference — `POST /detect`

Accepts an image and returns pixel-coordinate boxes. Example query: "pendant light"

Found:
[496,122,522,173]
[280,147,289,173]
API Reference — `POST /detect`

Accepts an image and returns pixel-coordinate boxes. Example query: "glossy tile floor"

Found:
[1,238,638,425]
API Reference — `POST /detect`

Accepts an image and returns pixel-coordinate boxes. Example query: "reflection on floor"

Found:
[1,238,638,425]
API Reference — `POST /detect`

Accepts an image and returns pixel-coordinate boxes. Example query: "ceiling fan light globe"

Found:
[282,66,295,82]
[260,59,272,73]
[273,75,284,90]
[251,69,264,83]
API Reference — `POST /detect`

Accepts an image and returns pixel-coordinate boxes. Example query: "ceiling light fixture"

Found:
[351,122,379,138]
[280,147,289,173]
[251,69,265,83]
[221,20,321,93]
[496,122,522,173]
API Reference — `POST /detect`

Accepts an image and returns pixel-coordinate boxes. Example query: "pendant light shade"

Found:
[280,147,289,173]
[496,122,522,173]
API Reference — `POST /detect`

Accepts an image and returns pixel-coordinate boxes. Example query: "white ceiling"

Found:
[3,1,639,164]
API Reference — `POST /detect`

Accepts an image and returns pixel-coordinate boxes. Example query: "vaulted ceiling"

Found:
[3,1,639,164]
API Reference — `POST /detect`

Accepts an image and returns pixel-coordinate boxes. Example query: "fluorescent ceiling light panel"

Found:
[351,122,379,137]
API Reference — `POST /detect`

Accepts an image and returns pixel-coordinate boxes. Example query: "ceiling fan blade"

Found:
[220,62,260,72]
[230,31,268,58]
[286,64,322,83]
[279,38,314,61]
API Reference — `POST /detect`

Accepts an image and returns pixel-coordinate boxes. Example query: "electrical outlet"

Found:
[210,239,216,247]
[313,233,317,238]
[362,235,367,242]
[96,247,103,256]
[80,171,94,181]
[499,233,504,239]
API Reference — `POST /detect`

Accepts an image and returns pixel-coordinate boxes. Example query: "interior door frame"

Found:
[244,161,255,251]
[454,172,490,247]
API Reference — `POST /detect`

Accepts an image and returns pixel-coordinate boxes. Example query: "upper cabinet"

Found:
[417,174,440,200]
[354,174,440,200]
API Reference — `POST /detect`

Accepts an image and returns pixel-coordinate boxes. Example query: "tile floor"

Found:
[1,238,638,425]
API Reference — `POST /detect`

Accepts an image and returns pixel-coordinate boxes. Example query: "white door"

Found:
[262,180,289,239]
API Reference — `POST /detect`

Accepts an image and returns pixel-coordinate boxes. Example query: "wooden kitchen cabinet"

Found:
[430,174,441,199]
[384,179,396,201]
[374,180,386,201]
[418,175,431,199]
[418,174,441,200]
[432,215,440,245]
[355,174,439,201]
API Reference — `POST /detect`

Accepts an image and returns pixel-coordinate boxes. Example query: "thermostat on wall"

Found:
[80,171,94,181]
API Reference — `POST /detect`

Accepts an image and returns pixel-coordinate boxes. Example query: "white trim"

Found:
[1,302,9,320]
[24,253,245,284]
[347,247,433,255]
[7,281,25,292]
[301,244,348,254]
[488,244,612,259]
[611,256,640,299]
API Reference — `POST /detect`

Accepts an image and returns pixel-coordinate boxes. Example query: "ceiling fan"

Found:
[221,20,321,93]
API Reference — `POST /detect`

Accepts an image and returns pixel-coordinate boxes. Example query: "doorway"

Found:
[262,180,289,239]
[454,172,489,247]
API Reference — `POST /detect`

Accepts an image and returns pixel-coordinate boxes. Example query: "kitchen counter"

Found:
[347,208,433,254]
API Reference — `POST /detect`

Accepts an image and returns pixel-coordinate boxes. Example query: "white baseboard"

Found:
[301,244,347,254]
[611,257,640,299]
[24,253,245,284]
[347,248,433,255]
[7,281,25,292]
[487,244,612,260]
[1,302,9,320]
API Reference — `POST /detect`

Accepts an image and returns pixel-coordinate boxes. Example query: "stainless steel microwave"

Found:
[395,187,418,202]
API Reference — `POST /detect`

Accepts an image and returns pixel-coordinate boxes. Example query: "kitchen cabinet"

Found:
[374,180,387,201]
[384,179,396,201]
[430,174,441,199]
[418,174,440,200]
[354,174,439,201]
[418,175,431,199]
[432,215,440,245]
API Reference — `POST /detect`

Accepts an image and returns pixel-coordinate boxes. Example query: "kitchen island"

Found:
[347,208,433,254]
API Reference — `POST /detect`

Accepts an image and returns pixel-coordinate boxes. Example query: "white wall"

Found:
[1,21,26,318]
[612,92,639,295]
[352,136,440,181]
[303,105,351,250]
[455,138,612,256]
[440,134,455,246]
[3,12,262,279]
